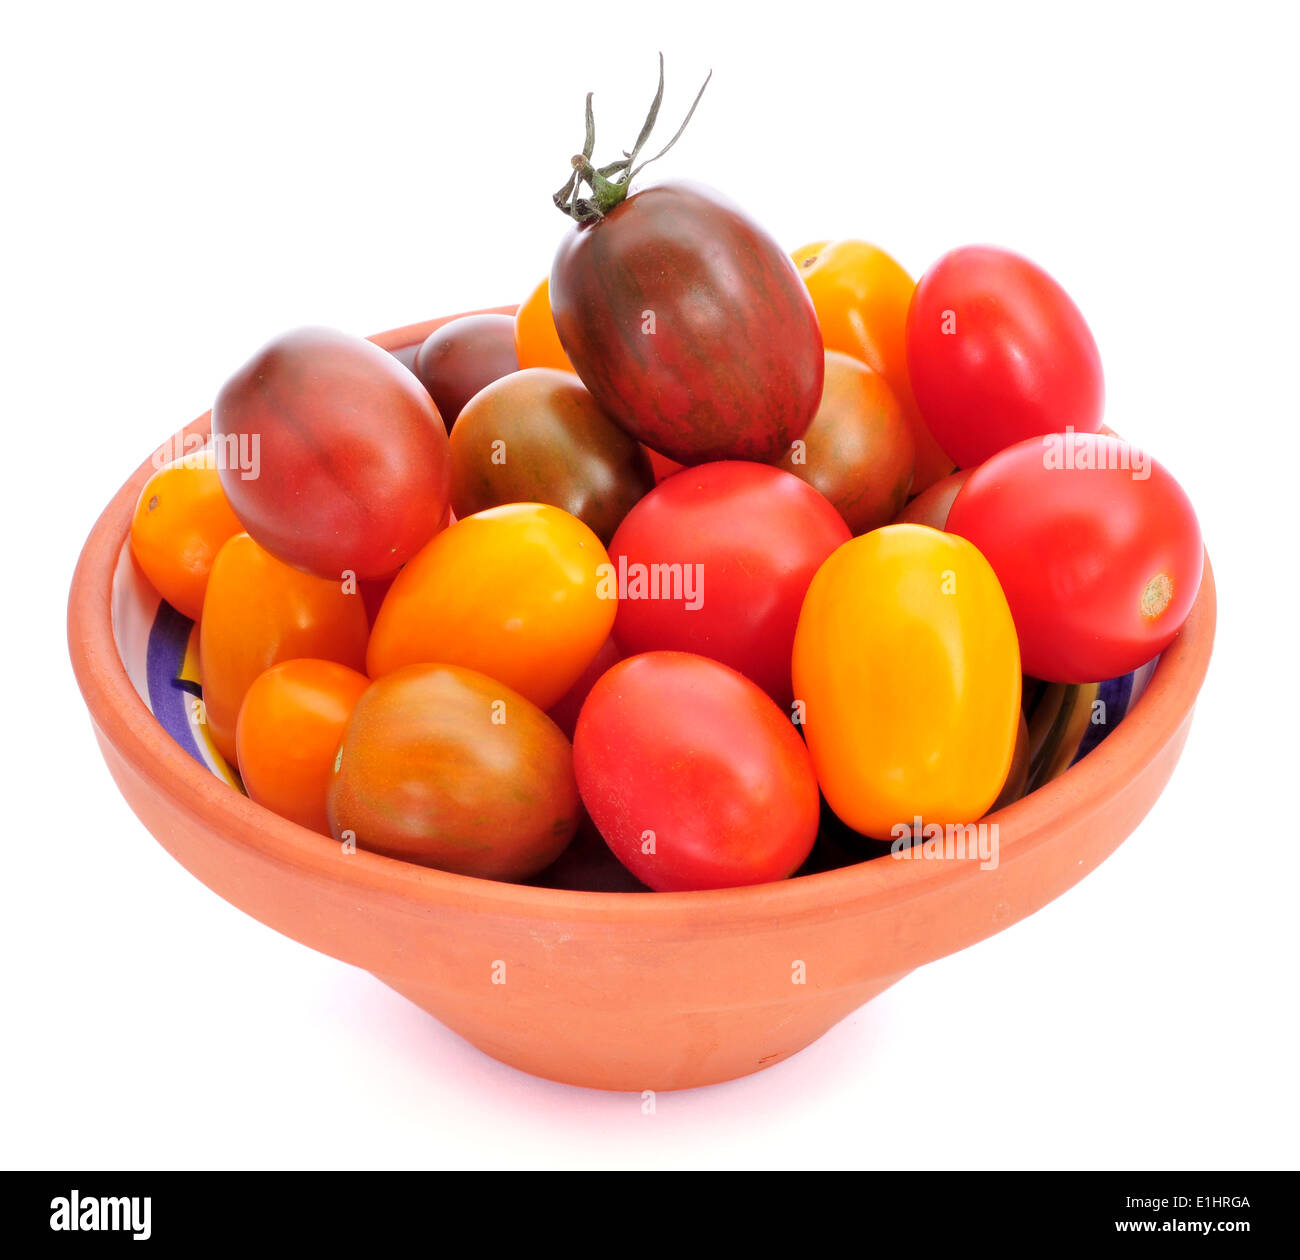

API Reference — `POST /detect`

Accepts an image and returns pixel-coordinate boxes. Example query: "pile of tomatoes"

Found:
[128,88,1202,894]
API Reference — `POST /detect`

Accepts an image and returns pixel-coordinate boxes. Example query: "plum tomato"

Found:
[891,467,973,530]
[946,432,1203,682]
[366,503,615,710]
[412,313,519,430]
[212,326,451,581]
[777,350,915,534]
[448,368,654,544]
[607,462,850,708]
[328,663,580,879]
[514,277,575,373]
[573,652,819,891]
[199,533,370,763]
[235,659,370,834]
[547,635,622,740]
[792,524,1022,840]
[551,181,823,465]
[792,239,954,493]
[129,448,243,620]
[905,245,1104,468]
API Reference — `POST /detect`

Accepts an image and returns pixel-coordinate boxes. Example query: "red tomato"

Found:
[412,313,520,430]
[573,652,819,891]
[905,246,1104,468]
[547,635,622,740]
[213,326,451,581]
[892,468,973,530]
[607,462,851,707]
[946,432,1203,682]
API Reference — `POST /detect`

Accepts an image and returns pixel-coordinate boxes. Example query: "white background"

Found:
[3,0,1297,1170]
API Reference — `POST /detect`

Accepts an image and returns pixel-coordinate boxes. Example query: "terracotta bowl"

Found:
[68,310,1217,1092]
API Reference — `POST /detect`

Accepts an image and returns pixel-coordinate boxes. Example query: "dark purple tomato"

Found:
[550,180,824,465]
[412,313,520,431]
[213,326,450,581]
[448,368,653,543]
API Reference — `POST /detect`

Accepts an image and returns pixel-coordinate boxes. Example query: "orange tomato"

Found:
[367,503,615,710]
[200,533,369,763]
[792,240,954,493]
[792,523,1021,839]
[515,277,575,373]
[129,449,244,620]
[235,659,370,834]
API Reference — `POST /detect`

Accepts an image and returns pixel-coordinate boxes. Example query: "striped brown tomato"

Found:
[550,180,824,465]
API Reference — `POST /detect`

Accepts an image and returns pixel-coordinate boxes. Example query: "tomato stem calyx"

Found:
[552,53,711,223]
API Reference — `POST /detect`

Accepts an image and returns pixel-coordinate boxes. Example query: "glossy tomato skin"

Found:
[412,313,519,430]
[199,533,370,763]
[366,503,615,711]
[515,277,575,373]
[778,350,915,534]
[891,467,973,530]
[551,181,824,465]
[235,659,370,834]
[946,432,1203,682]
[792,524,1021,839]
[905,246,1104,468]
[213,326,451,581]
[573,652,819,891]
[608,462,850,708]
[793,239,954,492]
[129,449,243,620]
[448,368,653,544]
[328,663,580,880]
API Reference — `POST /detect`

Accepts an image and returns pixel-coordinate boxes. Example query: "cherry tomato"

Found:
[235,659,370,834]
[792,239,954,492]
[608,462,850,707]
[792,524,1021,839]
[573,652,819,891]
[213,326,451,581]
[328,663,580,879]
[905,246,1104,468]
[200,533,369,763]
[515,277,575,373]
[643,446,683,483]
[412,313,519,430]
[547,635,622,740]
[777,350,914,534]
[892,468,973,530]
[129,449,243,620]
[552,182,823,465]
[448,368,653,543]
[946,432,1203,681]
[367,503,615,710]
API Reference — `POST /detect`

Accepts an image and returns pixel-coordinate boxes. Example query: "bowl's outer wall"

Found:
[69,311,1217,1092]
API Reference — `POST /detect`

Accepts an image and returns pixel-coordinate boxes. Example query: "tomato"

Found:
[515,277,575,373]
[905,245,1105,468]
[235,659,370,834]
[946,432,1203,682]
[199,533,369,763]
[129,449,243,620]
[213,326,451,581]
[367,503,615,710]
[551,181,823,464]
[547,635,622,740]
[412,313,519,430]
[328,663,580,879]
[448,368,653,544]
[892,468,973,530]
[777,350,914,534]
[573,652,819,891]
[792,239,953,492]
[607,462,850,707]
[644,446,683,483]
[792,524,1021,839]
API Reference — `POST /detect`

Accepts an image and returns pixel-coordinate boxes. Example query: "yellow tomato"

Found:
[515,277,575,373]
[792,523,1021,839]
[792,239,955,492]
[366,503,615,710]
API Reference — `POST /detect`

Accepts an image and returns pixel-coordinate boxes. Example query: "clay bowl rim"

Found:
[67,307,1217,937]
